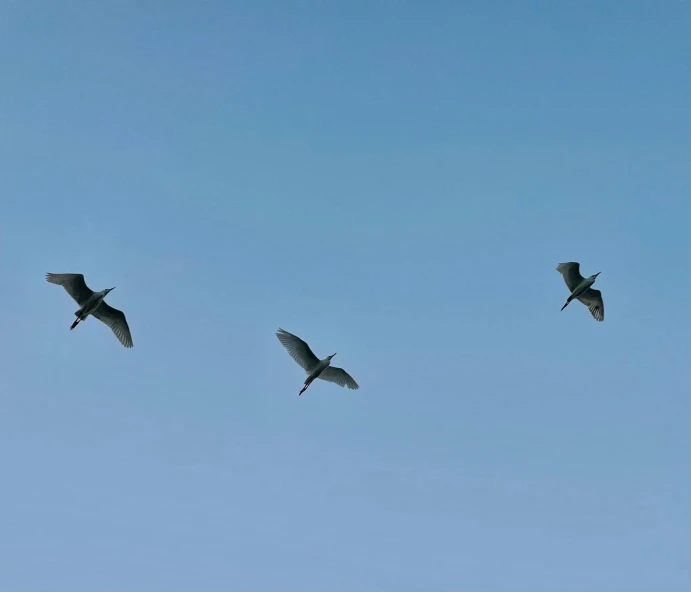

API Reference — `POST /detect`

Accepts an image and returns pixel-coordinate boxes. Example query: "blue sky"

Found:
[0,1,688,591]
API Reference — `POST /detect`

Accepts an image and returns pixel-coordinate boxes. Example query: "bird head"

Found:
[329,353,337,359]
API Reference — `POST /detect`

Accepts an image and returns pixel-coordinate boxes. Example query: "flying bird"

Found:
[556,262,604,322]
[46,273,133,347]
[276,328,359,396]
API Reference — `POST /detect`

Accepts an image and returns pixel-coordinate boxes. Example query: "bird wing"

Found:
[46,273,94,306]
[91,302,134,347]
[556,262,585,292]
[577,288,604,322]
[319,366,360,390]
[276,328,320,371]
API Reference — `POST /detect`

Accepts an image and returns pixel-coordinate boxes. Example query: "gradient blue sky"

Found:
[0,2,688,591]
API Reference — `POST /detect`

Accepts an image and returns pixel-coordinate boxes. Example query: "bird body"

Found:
[564,275,597,304]
[276,328,359,396]
[556,262,604,322]
[301,356,335,396]
[46,273,134,347]
[74,289,110,319]
[307,357,333,381]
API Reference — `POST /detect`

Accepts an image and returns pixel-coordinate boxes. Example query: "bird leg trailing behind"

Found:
[299,377,315,396]
[71,308,86,330]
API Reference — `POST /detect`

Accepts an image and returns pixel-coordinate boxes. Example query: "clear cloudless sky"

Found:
[0,1,688,591]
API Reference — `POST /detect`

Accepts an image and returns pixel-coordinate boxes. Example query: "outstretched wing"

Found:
[91,302,134,347]
[577,288,604,322]
[556,262,585,292]
[276,328,320,372]
[46,273,94,306]
[319,366,360,390]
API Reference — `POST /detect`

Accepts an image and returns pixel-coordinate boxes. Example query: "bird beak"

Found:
[332,353,337,358]
[594,272,601,278]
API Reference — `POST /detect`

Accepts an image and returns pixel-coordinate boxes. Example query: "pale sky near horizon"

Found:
[0,1,689,591]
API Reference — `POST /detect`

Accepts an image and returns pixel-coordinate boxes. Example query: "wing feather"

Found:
[91,302,134,347]
[556,262,585,293]
[276,328,320,371]
[319,366,359,390]
[46,273,94,305]
[577,288,604,322]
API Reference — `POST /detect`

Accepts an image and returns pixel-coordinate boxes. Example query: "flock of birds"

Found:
[46,262,604,396]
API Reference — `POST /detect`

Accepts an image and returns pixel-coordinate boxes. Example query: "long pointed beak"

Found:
[332,353,337,358]
[594,272,601,278]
